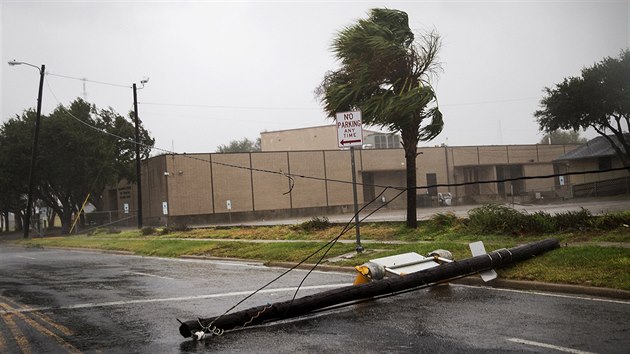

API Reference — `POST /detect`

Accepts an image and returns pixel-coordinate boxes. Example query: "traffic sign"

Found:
[336,111,363,148]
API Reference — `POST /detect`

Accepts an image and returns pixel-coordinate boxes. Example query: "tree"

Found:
[217,137,261,153]
[317,8,443,228]
[539,130,587,145]
[535,50,630,167]
[0,110,36,231]
[0,98,154,234]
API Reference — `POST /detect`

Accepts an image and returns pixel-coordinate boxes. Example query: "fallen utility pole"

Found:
[179,238,559,338]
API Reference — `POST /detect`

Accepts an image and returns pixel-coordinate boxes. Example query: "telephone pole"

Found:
[133,83,143,229]
[8,61,45,238]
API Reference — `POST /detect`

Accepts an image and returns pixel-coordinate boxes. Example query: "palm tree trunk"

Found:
[405,148,417,228]
[401,128,419,229]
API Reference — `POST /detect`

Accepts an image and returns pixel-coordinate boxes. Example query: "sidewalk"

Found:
[207,197,630,227]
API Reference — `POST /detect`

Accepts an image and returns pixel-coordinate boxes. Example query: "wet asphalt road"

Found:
[1,246,629,353]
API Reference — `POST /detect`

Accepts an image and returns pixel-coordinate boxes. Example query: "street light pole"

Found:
[8,60,45,239]
[133,83,143,229]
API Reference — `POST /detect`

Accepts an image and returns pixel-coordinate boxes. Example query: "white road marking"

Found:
[454,284,630,305]
[124,271,174,280]
[507,337,596,354]
[0,283,349,315]
[14,255,37,260]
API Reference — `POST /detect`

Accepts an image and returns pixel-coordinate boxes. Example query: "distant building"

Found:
[554,135,630,197]
[260,125,399,151]
[103,143,582,226]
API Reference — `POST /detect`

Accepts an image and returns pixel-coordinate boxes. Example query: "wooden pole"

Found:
[133,83,143,229]
[23,64,45,239]
[179,238,559,338]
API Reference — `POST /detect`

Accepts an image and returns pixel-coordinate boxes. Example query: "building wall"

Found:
[523,164,555,194]
[261,126,339,152]
[417,147,450,195]
[261,125,385,152]
[108,144,584,225]
[566,158,630,185]
[371,171,406,209]
[142,155,169,221]
[324,150,364,206]
[211,153,253,213]
[289,151,328,208]
[251,152,291,211]
[166,153,213,216]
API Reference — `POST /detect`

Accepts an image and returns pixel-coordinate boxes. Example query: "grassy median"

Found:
[11,207,630,290]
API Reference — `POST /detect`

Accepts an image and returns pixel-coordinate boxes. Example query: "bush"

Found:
[465,204,628,235]
[593,212,630,230]
[170,223,190,232]
[467,204,526,235]
[427,212,461,232]
[293,216,331,231]
[525,211,556,234]
[141,226,156,236]
[554,208,593,231]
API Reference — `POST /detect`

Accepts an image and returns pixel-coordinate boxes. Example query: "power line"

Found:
[440,96,539,107]
[46,72,132,89]
[138,101,321,111]
[42,77,630,328]
[45,78,139,145]
[139,97,540,112]
[45,77,629,193]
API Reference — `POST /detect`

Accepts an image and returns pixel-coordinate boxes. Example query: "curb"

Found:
[451,277,630,300]
[266,260,630,300]
[8,244,629,300]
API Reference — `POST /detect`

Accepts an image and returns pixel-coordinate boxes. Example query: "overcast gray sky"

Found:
[1,0,628,153]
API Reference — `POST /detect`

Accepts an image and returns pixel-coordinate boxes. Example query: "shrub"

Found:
[427,212,461,232]
[170,223,191,232]
[525,211,556,234]
[294,216,331,231]
[467,204,526,235]
[593,212,630,230]
[141,226,156,236]
[554,208,593,231]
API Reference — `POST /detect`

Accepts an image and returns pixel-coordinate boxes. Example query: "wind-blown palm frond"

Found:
[316,8,444,228]
[318,8,443,142]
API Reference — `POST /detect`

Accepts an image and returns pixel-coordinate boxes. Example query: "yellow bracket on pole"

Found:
[353,265,371,285]
[70,193,91,234]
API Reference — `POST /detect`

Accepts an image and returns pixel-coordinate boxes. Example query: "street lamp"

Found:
[8,60,45,239]
[133,77,148,230]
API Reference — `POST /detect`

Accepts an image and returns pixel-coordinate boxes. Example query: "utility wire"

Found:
[46,77,630,193]
[46,72,132,89]
[138,101,319,111]
[43,78,630,329]
[46,76,630,195]
[208,186,401,328]
[440,96,539,107]
[287,187,406,306]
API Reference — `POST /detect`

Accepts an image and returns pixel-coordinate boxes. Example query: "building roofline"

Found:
[260,124,384,135]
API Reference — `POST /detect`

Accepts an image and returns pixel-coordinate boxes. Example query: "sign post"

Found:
[336,111,364,252]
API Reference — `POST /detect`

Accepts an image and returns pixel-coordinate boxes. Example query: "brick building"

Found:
[105,142,580,226]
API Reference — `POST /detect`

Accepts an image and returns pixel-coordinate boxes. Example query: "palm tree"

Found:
[317,8,443,228]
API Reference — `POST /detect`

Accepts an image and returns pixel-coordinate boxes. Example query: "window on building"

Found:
[375,135,386,149]
[598,156,612,170]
